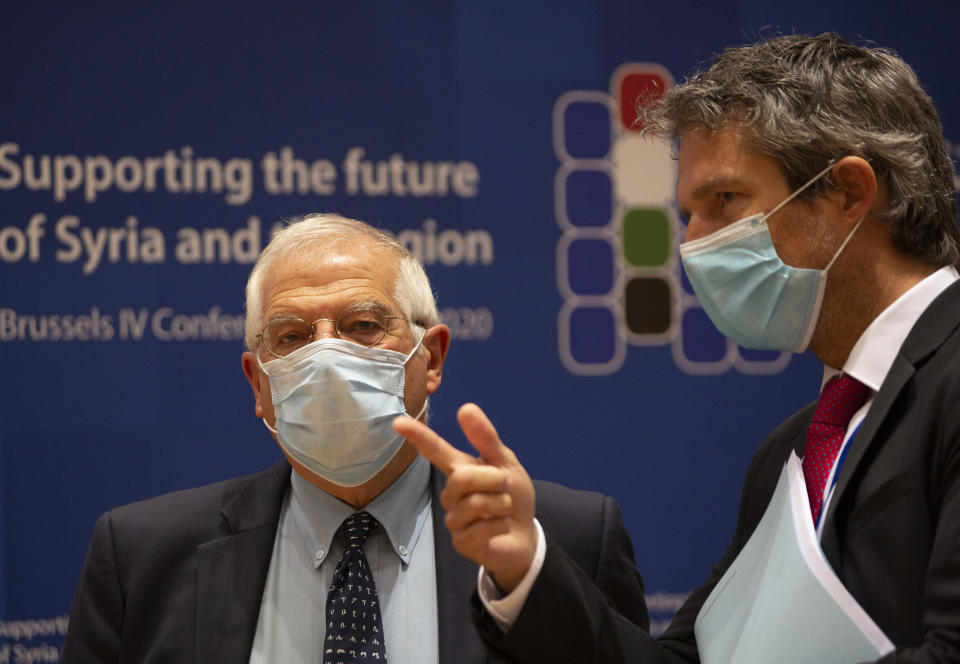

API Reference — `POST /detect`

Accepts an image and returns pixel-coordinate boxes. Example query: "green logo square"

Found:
[622,209,671,266]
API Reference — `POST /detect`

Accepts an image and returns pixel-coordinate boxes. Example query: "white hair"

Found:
[244,213,440,351]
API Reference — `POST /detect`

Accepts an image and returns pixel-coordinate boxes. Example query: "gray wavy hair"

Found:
[642,32,960,267]
[244,213,440,351]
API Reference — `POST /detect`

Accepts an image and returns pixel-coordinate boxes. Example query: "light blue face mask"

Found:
[258,332,426,487]
[679,162,863,352]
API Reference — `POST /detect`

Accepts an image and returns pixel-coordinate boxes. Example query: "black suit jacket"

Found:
[480,282,960,664]
[62,463,647,663]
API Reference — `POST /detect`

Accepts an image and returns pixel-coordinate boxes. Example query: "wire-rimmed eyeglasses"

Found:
[256,305,410,358]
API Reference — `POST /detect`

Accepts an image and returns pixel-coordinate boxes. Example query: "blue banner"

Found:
[2,1,958,657]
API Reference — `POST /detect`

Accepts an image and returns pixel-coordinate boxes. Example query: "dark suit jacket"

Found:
[62,463,648,663]
[480,282,960,664]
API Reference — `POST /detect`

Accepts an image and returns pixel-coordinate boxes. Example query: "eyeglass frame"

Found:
[254,304,420,358]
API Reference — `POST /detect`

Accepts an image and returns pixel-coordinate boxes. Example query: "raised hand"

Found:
[393,403,537,592]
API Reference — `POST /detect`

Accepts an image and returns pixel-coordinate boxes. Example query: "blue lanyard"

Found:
[814,419,863,530]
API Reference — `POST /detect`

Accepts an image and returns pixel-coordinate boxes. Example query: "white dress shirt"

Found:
[249,454,438,663]
[815,265,958,537]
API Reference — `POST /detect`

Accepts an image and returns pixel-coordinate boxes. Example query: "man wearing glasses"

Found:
[62,213,648,664]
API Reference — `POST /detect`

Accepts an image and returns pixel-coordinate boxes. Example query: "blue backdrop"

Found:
[2,1,959,658]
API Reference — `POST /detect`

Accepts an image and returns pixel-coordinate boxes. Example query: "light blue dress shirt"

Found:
[249,455,438,664]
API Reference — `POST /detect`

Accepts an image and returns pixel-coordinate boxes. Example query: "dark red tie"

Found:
[803,374,871,525]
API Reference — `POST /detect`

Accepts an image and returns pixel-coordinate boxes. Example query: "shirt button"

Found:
[398,545,408,556]
[315,548,325,562]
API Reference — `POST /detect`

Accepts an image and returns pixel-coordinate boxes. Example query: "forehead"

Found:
[260,237,401,318]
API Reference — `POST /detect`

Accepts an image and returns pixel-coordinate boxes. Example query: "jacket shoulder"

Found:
[531,478,624,571]
[100,461,289,551]
[532,478,608,524]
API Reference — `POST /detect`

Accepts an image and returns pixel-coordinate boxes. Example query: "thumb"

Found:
[457,403,516,468]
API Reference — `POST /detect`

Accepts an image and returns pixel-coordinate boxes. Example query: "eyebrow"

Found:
[678,174,747,218]
[345,300,393,316]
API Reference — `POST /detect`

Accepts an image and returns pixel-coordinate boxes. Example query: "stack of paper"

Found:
[694,452,895,664]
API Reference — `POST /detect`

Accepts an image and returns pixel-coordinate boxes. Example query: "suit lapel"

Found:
[190,462,489,662]
[819,356,914,565]
[431,466,488,664]
[820,281,960,566]
[195,462,290,664]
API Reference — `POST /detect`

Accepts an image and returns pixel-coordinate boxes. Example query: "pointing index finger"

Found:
[392,415,472,476]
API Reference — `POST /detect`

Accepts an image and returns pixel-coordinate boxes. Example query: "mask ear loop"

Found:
[411,396,429,421]
[824,216,865,272]
[256,349,273,376]
[403,324,427,363]
[255,349,280,435]
[764,160,838,221]
[404,324,431,422]
[761,159,863,271]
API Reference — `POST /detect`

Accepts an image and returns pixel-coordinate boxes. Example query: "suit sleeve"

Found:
[592,495,649,630]
[474,535,684,664]
[474,492,678,664]
[62,512,125,663]
[474,498,750,664]
[472,419,804,664]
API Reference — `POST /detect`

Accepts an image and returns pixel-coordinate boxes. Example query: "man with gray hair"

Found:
[397,33,960,662]
[62,213,647,663]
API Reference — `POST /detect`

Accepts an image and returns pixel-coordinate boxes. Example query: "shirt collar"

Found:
[288,454,432,568]
[822,265,959,391]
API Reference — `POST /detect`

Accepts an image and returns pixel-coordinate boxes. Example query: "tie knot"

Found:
[812,374,871,427]
[342,511,379,550]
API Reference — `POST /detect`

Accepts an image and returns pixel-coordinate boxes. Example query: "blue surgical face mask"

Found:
[258,332,426,487]
[679,162,863,352]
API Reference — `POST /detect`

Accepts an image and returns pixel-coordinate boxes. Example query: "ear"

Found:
[241,351,265,418]
[831,156,878,227]
[421,324,451,395]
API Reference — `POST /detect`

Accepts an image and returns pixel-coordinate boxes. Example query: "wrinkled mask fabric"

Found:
[258,332,425,487]
[679,162,862,353]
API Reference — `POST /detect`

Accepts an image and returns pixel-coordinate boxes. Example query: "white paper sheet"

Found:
[694,452,895,664]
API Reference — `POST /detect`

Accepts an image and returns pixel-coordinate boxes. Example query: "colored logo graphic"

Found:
[554,64,791,376]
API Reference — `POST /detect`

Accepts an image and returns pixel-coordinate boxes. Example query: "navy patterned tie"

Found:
[324,511,387,663]
[803,374,871,525]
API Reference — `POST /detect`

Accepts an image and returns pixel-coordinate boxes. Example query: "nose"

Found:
[682,213,730,244]
[683,216,704,244]
[312,318,338,341]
